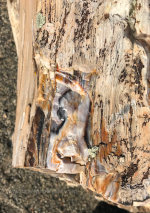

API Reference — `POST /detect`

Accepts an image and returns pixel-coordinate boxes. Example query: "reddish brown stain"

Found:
[86,162,94,190]
[115,141,122,156]
[107,143,112,154]
[37,71,54,111]
[56,74,71,85]
[100,146,104,162]
[93,130,100,145]
[99,121,122,162]
[111,177,120,201]
[101,174,114,195]
[104,146,109,159]
[101,118,109,143]
[100,119,112,162]
[93,174,120,201]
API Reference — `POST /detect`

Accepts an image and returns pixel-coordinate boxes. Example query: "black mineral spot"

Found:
[118,69,127,83]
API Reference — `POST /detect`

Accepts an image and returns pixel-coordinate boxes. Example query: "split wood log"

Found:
[7,0,150,208]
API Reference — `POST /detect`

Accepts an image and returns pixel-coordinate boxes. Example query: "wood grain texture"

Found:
[8,0,150,208]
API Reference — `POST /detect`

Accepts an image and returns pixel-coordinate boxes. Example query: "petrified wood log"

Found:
[8,0,150,208]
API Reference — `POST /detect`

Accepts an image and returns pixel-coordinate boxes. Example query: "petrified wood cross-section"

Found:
[8,0,150,207]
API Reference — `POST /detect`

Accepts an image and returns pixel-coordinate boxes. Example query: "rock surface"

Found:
[7,0,150,209]
[0,0,133,212]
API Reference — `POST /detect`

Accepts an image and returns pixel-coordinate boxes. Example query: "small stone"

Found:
[3,113,7,119]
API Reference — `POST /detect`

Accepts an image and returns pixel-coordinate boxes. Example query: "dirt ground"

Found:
[0,0,131,212]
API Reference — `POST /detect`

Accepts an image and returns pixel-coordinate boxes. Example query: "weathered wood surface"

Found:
[8,0,150,208]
